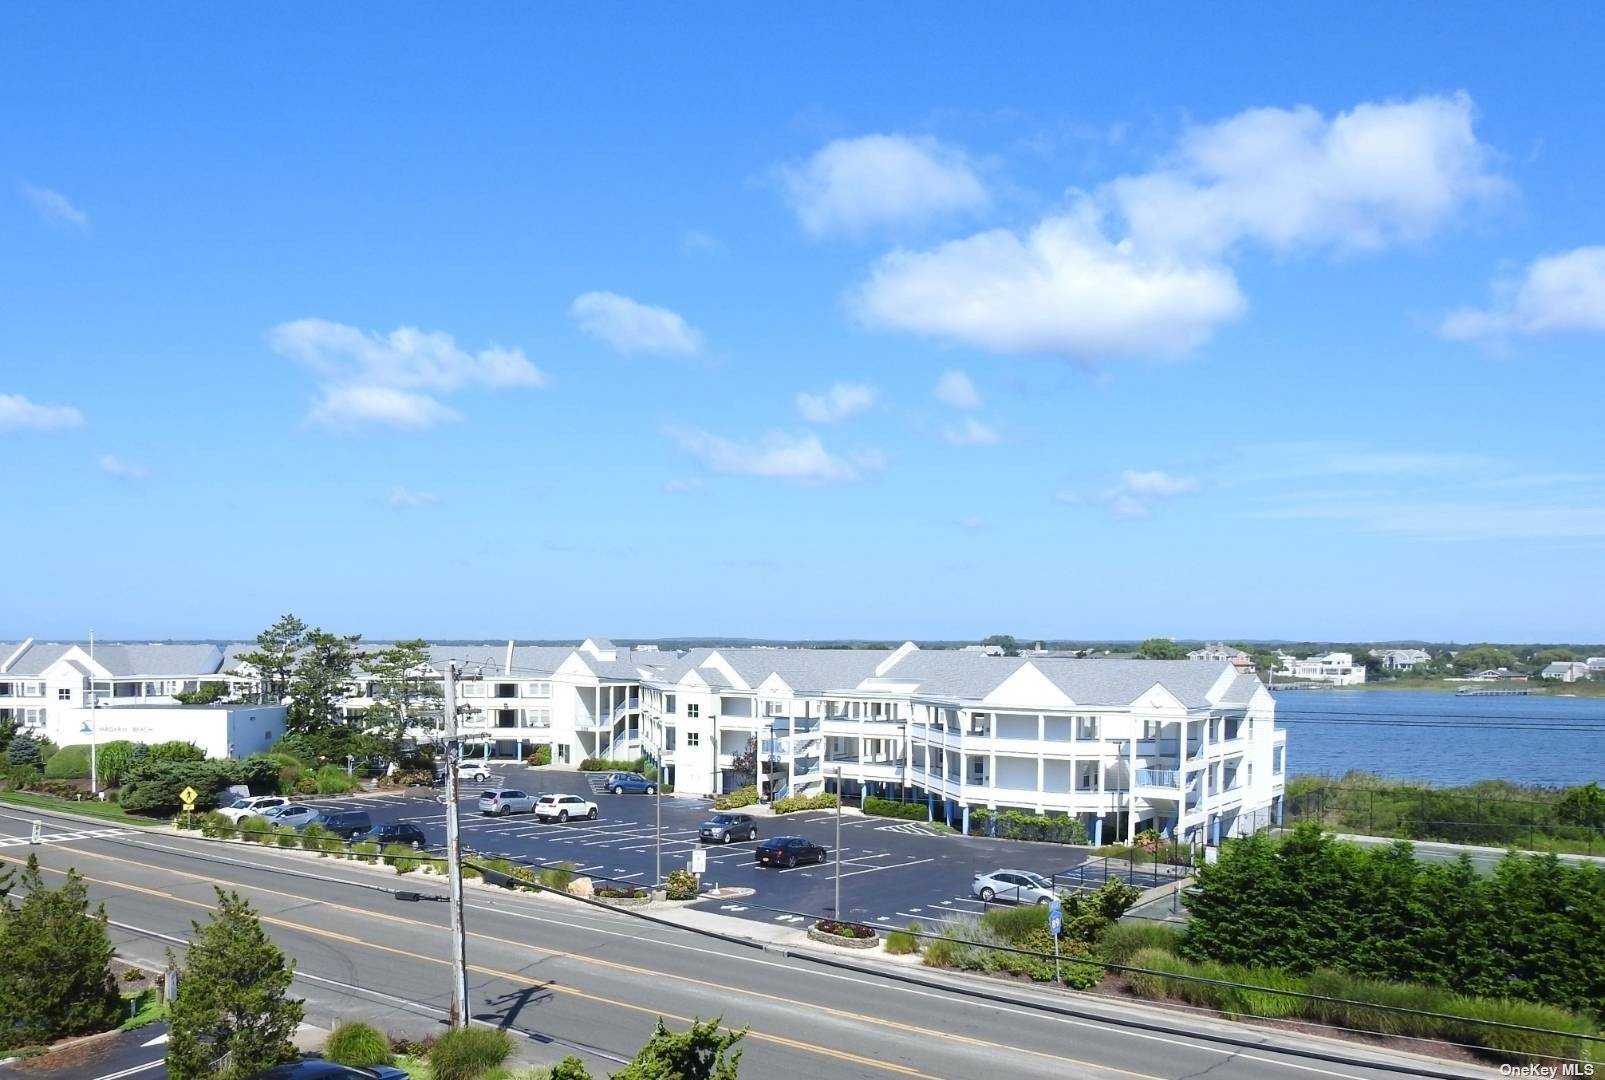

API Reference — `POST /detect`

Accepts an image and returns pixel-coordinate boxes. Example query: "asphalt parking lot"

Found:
[298,765,1116,931]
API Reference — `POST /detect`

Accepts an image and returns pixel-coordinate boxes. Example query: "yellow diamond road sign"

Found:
[179,786,199,807]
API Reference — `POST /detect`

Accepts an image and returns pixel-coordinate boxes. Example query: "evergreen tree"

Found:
[166,889,303,1080]
[365,638,442,754]
[0,713,16,756]
[6,733,43,768]
[238,614,309,705]
[286,629,361,735]
[0,856,122,1048]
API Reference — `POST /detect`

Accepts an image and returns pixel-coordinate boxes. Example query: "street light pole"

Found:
[654,691,663,890]
[834,765,843,917]
[88,629,99,797]
[442,661,470,1028]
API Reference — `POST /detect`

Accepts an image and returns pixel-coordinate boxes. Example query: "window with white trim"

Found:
[522,681,551,697]
[57,687,72,701]
[686,703,700,719]
[686,732,700,747]
[461,683,486,698]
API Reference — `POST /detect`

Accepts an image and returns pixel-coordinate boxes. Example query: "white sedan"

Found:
[971,868,1059,905]
[216,795,288,824]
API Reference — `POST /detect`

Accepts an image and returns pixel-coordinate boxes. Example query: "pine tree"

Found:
[286,629,361,735]
[0,856,122,1049]
[166,889,303,1079]
[365,639,442,755]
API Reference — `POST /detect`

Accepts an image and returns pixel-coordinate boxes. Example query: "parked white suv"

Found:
[457,762,492,783]
[216,795,288,824]
[534,793,598,823]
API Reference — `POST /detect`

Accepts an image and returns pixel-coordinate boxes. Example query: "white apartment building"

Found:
[1280,651,1366,685]
[0,640,284,758]
[637,645,1285,846]
[3,635,1287,845]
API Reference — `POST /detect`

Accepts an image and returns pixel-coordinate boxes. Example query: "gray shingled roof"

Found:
[719,649,894,693]
[1216,671,1268,706]
[89,644,224,677]
[871,650,1030,699]
[1031,659,1233,708]
[2,643,72,676]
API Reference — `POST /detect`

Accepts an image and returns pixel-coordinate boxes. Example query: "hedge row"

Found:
[713,785,757,810]
[969,808,1090,845]
[119,755,280,814]
[772,792,838,814]
[578,757,648,773]
[863,797,926,821]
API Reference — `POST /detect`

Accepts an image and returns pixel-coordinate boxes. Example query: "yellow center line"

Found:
[5,842,1160,1080]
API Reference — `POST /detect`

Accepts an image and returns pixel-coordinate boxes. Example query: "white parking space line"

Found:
[827,857,936,881]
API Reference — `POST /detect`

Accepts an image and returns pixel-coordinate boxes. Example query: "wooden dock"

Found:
[1453,687,1531,696]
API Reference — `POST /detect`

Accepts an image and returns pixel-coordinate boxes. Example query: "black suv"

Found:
[318,809,374,840]
[366,821,427,849]
[755,835,827,868]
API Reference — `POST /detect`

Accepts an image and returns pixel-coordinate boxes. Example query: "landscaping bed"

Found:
[807,920,879,949]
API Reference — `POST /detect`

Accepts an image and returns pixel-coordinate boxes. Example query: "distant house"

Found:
[1587,656,1605,675]
[960,644,1006,656]
[1374,648,1432,672]
[1281,651,1366,686]
[1187,643,1255,673]
[1540,661,1591,683]
[1463,668,1528,682]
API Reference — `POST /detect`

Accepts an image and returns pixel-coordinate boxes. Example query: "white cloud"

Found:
[856,207,1246,360]
[1101,469,1198,517]
[20,182,89,229]
[390,485,439,507]
[1119,469,1198,497]
[856,95,1501,362]
[666,427,875,484]
[0,393,85,431]
[780,134,988,237]
[269,318,544,430]
[796,382,878,423]
[1108,93,1503,259]
[98,454,147,479]
[569,292,703,356]
[308,386,463,431]
[933,369,982,409]
[1440,246,1605,344]
[942,417,1000,447]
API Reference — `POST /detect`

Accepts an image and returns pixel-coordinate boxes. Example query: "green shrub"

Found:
[524,745,552,767]
[93,740,143,786]
[239,817,273,844]
[172,682,228,705]
[383,843,419,874]
[664,868,697,900]
[352,841,381,864]
[538,862,577,892]
[325,1020,392,1067]
[885,924,921,955]
[772,792,838,813]
[6,735,45,769]
[42,743,91,780]
[294,773,319,795]
[1097,921,1182,965]
[863,797,926,821]
[713,785,757,810]
[577,757,648,773]
[147,740,204,764]
[197,811,235,839]
[274,825,300,848]
[981,902,1049,941]
[970,808,1088,844]
[315,764,359,795]
[299,823,335,853]
[3,763,44,791]
[430,1025,512,1080]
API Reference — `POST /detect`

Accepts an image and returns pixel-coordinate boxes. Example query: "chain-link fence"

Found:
[1285,783,1605,856]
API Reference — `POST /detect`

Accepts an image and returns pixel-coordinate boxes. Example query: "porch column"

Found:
[1093,815,1104,846]
[1127,732,1138,842]
[961,803,970,835]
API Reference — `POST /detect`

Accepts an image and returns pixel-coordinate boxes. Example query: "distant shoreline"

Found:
[1275,679,1605,697]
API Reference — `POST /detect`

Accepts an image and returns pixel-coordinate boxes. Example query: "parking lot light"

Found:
[834,765,843,916]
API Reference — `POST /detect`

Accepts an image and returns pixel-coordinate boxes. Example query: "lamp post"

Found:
[441,661,470,1028]
[833,765,843,918]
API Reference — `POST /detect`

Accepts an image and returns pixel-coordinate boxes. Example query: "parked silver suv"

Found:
[478,789,536,816]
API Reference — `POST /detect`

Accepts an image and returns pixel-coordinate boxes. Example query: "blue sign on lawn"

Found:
[1048,898,1063,937]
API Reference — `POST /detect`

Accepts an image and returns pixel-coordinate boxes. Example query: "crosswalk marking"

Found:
[0,827,132,849]
[875,822,935,835]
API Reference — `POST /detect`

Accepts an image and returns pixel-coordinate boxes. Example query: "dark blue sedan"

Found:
[604,772,658,795]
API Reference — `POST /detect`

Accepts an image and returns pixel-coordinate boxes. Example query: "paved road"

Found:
[0,804,1494,1080]
[293,766,1149,932]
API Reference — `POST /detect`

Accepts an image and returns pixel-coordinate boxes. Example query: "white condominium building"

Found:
[2,635,1287,844]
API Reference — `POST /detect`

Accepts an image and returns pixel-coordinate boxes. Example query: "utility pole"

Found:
[442,661,470,1028]
[834,765,843,917]
[88,629,99,797]
[654,690,663,890]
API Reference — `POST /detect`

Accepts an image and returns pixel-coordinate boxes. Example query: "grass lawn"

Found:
[0,790,166,826]
[118,989,168,1031]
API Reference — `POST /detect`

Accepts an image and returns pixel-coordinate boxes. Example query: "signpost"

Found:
[1048,897,1063,982]
[689,846,706,891]
[179,786,199,817]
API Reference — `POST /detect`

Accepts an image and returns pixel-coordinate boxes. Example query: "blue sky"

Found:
[4,5,1604,642]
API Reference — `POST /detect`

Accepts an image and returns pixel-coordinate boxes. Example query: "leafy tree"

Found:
[166,889,303,1080]
[286,629,362,734]
[0,863,11,901]
[1135,637,1185,660]
[1556,782,1605,831]
[94,739,147,787]
[982,634,1020,657]
[238,614,309,705]
[6,733,43,768]
[1451,645,1519,673]
[543,1018,745,1079]
[1531,648,1578,666]
[0,714,15,757]
[365,639,441,754]
[729,735,758,788]
[0,856,122,1049]
[1246,648,1281,673]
